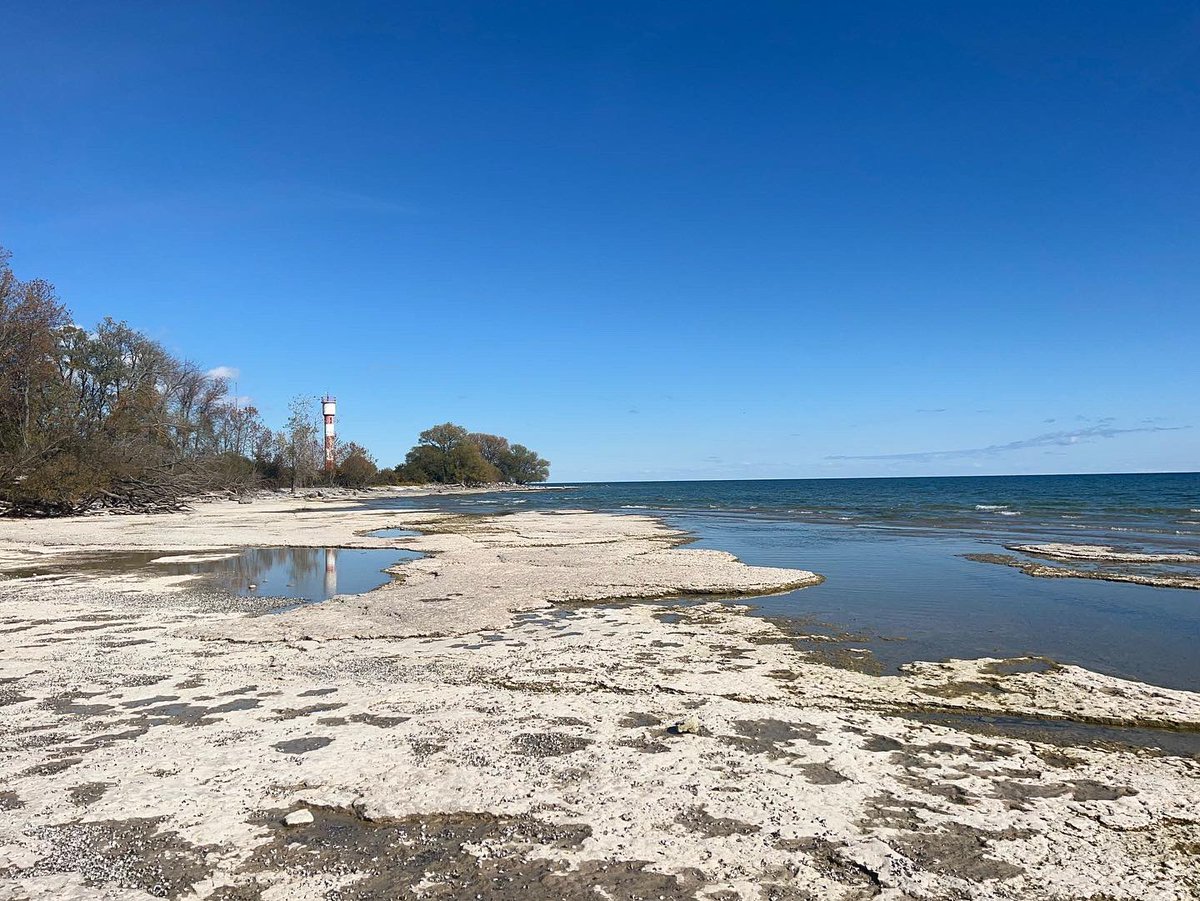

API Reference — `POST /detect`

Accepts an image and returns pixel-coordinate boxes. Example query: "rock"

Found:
[283,808,314,826]
[672,715,702,735]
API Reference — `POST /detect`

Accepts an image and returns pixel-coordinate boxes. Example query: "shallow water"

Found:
[668,515,1200,691]
[374,479,1200,692]
[366,528,420,539]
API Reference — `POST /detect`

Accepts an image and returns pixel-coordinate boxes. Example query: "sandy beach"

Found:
[1,493,1198,900]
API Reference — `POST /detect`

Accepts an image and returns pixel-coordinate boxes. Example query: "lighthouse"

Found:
[321,396,336,475]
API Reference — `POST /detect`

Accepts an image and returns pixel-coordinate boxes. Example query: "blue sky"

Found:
[2,1,1197,481]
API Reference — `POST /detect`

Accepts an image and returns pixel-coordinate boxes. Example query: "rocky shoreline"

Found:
[965,542,1200,591]
[1,496,1198,899]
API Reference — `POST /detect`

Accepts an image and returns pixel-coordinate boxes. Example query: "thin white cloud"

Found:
[827,424,1189,462]
[206,366,240,380]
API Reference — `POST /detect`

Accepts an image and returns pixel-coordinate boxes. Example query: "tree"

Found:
[390,424,550,486]
[401,422,499,485]
[504,443,550,484]
[469,432,511,471]
[467,432,549,483]
[336,441,377,488]
[284,396,320,493]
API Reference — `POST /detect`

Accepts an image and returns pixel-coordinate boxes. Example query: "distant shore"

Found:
[1,492,1198,898]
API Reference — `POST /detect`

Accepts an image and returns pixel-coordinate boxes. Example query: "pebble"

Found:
[284,808,314,826]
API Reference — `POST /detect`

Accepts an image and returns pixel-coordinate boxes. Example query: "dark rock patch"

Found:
[139,697,262,726]
[122,695,181,709]
[23,817,215,898]
[0,684,33,706]
[42,692,113,717]
[68,781,112,806]
[775,836,880,890]
[862,735,904,753]
[241,805,699,900]
[19,756,85,778]
[349,712,409,728]
[720,718,830,758]
[219,685,261,697]
[0,790,24,810]
[859,791,940,830]
[272,736,334,755]
[619,712,663,728]
[891,824,1027,881]
[1068,780,1137,802]
[409,739,445,760]
[797,763,848,785]
[617,736,672,754]
[675,805,759,838]
[511,732,594,757]
[297,687,338,697]
[269,702,346,721]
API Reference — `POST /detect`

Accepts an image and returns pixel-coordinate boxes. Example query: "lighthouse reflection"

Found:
[166,546,420,603]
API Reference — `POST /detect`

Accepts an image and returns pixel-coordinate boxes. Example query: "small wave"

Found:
[975,504,1008,512]
[620,505,649,509]
[997,510,1021,516]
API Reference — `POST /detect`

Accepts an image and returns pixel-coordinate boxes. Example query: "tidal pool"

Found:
[4,546,420,604]
[161,546,420,601]
[366,528,420,539]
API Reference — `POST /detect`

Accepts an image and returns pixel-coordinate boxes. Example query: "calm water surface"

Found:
[376,474,1200,691]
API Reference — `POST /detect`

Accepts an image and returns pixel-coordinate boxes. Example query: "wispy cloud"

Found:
[916,408,947,414]
[827,424,1189,462]
[206,365,240,380]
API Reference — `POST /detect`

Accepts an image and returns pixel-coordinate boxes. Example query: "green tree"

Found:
[467,432,549,483]
[402,423,499,485]
[336,441,377,488]
[504,443,550,483]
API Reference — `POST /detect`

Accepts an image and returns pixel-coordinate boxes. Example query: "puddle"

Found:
[3,547,420,604]
[164,547,420,602]
[367,528,420,539]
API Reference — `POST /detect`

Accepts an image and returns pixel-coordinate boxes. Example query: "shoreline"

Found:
[1,494,1198,898]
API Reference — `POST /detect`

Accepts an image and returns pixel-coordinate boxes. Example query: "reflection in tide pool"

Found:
[160,546,420,602]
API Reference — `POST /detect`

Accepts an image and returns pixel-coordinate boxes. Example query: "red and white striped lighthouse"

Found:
[321,396,336,475]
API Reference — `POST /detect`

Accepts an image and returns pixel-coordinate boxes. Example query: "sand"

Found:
[1,495,1198,900]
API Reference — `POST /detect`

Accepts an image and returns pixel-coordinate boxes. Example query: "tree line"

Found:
[0,247,549,515]
[378,423,550,486]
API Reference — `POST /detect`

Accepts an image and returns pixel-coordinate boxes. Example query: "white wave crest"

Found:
[997,510,1021,516]
[975,504,1008,511]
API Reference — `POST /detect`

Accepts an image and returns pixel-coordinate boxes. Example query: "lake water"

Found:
[374,473,1200,691]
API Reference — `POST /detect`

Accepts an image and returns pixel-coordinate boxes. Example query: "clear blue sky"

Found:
[3,2,1197,480]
